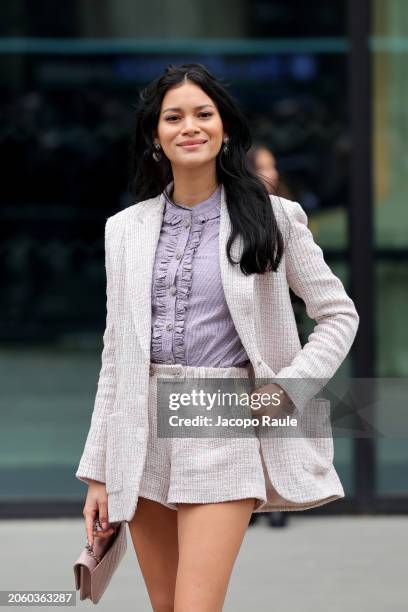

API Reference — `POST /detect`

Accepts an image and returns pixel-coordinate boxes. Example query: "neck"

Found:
[170,163,219,207]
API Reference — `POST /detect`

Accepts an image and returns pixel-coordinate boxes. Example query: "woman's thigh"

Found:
[174,497,256,612]
[128,496,179,611]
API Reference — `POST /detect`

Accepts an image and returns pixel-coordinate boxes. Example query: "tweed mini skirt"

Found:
[137,361,268,512]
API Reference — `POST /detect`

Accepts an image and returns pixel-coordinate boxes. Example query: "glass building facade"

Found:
[0,0,406,516]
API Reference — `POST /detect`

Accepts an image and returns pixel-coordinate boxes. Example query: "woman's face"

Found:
[154,81,227,169]
[254,148,279,192]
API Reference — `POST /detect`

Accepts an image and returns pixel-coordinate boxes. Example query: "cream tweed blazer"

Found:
[76,183,359,522]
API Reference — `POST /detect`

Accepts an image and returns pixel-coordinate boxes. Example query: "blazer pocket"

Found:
[302,398,334,468]
[105,412,123,494]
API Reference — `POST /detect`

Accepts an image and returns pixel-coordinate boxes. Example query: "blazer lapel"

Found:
[218,184,260,370]
[124,182,262,371]
[124,193,165,361]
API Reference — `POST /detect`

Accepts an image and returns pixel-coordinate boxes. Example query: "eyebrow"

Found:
[161,104,215,114]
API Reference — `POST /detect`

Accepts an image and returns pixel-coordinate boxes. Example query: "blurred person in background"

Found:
[76,63,359,610]
[247,142,293,529]
[247,143,293,200]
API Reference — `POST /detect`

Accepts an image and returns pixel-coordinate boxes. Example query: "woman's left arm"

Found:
[273,199,360,416]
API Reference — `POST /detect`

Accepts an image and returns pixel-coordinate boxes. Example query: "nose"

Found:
[181,117,200,133]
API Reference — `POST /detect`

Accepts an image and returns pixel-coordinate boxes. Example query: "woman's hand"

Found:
[83,480,116,547]
[250,383,295,419]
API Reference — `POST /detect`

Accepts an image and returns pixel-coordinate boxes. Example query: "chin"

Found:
[174,155,215,168]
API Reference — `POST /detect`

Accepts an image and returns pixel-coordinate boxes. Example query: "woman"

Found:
[76,63,359,610]
[247,143,293,200]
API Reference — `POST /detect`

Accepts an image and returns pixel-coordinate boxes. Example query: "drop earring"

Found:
[152,142,162,162]
[222,137,230,155]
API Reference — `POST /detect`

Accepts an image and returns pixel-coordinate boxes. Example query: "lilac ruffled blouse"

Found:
[150,182,250,367]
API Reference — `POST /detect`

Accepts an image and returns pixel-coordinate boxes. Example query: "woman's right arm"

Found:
[75,216,117,485]
[75,217,118,545]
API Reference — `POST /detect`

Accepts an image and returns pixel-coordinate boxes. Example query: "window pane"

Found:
[372,0,408,497]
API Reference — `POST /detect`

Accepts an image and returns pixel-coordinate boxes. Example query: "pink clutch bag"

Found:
[73,518,127,604]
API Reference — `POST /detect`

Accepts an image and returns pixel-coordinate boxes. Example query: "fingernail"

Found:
[102,522,108,529]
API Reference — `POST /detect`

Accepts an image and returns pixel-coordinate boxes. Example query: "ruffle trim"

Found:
[151,217,206,364]
[162,208,188,226]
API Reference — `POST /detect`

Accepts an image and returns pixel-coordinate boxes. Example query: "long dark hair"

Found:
[129,62,285,275]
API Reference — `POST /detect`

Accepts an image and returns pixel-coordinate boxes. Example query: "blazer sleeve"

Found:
[75,216,117,485]
[272,200,360,416]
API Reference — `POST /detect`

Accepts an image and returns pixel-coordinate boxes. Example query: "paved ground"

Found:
[0,514,406,611]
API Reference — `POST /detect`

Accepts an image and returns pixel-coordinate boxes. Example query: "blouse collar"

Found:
[163,181,221,223]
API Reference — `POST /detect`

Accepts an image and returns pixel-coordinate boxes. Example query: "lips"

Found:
[177,140,207,147]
